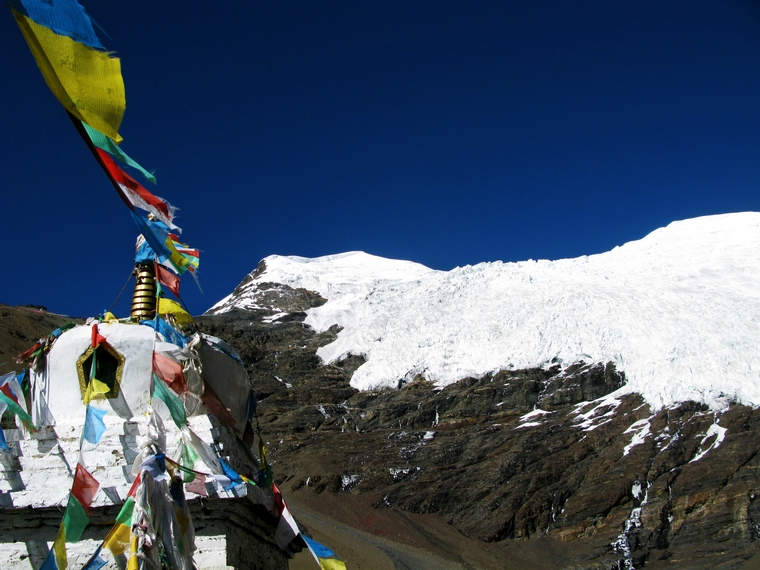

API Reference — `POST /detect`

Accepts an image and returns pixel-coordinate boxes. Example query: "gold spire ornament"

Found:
[130,263,157,321]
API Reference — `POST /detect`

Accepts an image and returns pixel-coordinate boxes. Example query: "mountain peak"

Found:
[209,213,760,410]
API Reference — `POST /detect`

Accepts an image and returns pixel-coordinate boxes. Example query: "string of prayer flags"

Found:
[11,7,125,142]
[131,213,198,277]
[302,535,347,570]
[40,460,100,568]
[96,149,178,230]
[82,122,156,184]
[141,316,187,347]
[64,461,100,541]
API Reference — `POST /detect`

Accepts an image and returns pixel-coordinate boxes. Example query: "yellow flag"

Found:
[320,559,347,570]
[103,523,131,557]
[12,10,125,142]
[53,522,68,570]
[127,534,140,570]
[157,298,193,328]
[84,377,110,404]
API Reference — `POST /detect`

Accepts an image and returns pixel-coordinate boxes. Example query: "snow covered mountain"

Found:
[209,212,760,411]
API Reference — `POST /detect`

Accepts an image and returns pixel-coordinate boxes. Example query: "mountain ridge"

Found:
[208,212,760,411]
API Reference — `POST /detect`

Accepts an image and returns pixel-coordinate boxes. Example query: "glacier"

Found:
[209,212,760,410]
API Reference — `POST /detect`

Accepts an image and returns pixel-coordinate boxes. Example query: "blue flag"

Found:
[82,545,108,570]
[302,535,338,559]
[83,406,108,444]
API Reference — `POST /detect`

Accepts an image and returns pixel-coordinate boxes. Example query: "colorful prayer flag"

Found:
[97,149,178,229]
[40,523,68,570]
[157,298,194,328]
[72,462,99,511]
[302,535,347,570]
[63,493,89,542]
[103,497,134,556]
[152,375,187,428]
[273,482,300,549]
[12,10,125,142]
[140,316,187,347]
[152,351,186,394]
[0,391,36,432]
[155,261,180,297]
[83,378,110,405]
[83,122,156,183]
[81,545,108,570]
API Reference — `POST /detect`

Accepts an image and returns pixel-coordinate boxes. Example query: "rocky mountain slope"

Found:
[196,300,760,569]
[199,213,760,569]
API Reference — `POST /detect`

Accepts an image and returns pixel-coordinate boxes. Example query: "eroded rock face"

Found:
[196,288,760,569]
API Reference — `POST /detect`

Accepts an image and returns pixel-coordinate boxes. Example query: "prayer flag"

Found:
[8,0,104,49]
[40,523,68,570]
[83,122,156,183]
[90,324,107,348]
[219,458,243,490]
[152,375,187,428]
[200,381,238,431]
[185,473,208,497]
[0,427,7,450]
[303,535,347,570]
[273,482,300,549]
[152,351,186,394]
[83,378,110,405]
[63,493,89,542]
[12,10,125,142]
[178,440,198,483]
[0,371,15,387]
[140,316,187,348]
[83,405,108,444]
[157,298,194,328]
[97,149,178,229]
[81,545,108,570]
[0,392,36,432]
[155,262,180,297]
[72,462,99,511]
[103,496,134,556]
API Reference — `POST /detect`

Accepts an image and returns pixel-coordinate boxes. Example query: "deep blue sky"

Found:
[2,1,759,318]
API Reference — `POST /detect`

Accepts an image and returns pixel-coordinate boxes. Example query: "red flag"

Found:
[91,324,107,348]
[152,352,186,394]
[200,380,238,431]
[96,149,178,230]
[72,462,100,511]
[186,473,208,497]
[154,262,180,297]
[0,384,18,405]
